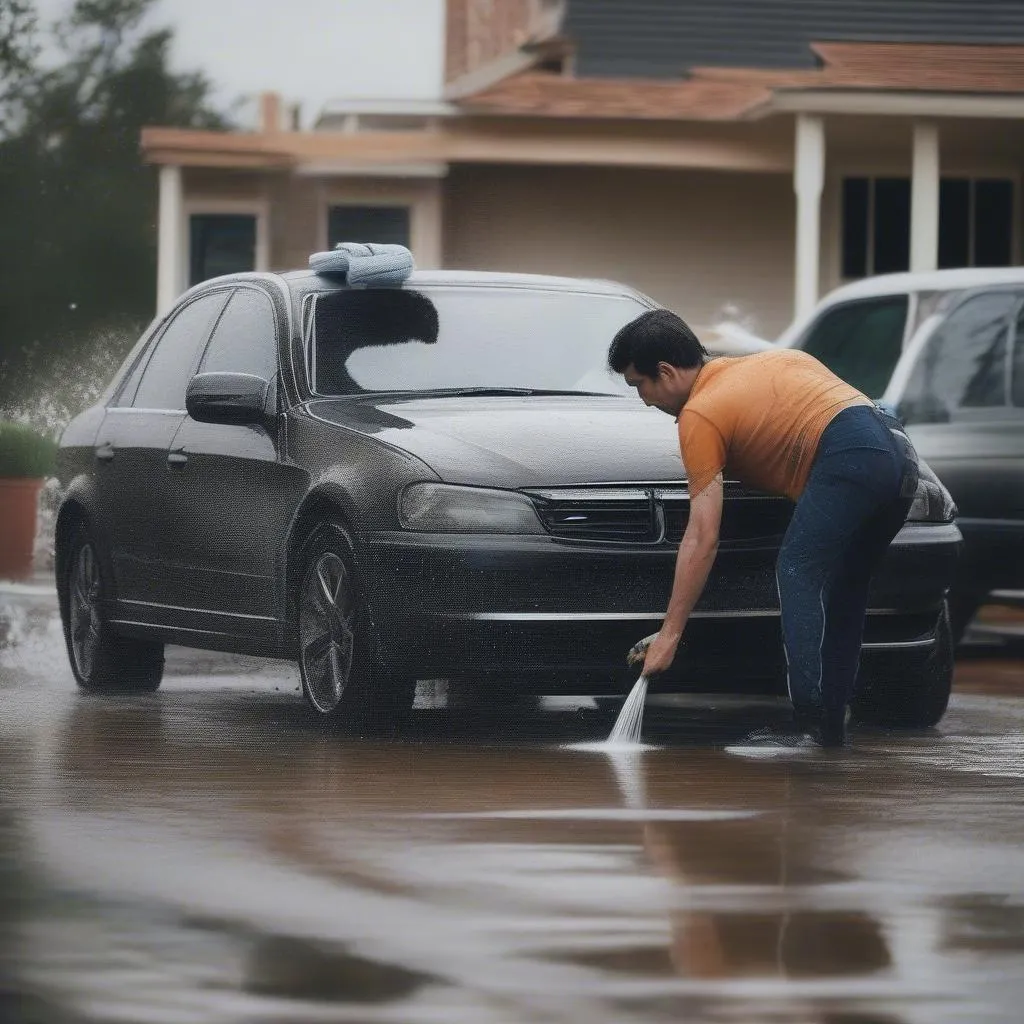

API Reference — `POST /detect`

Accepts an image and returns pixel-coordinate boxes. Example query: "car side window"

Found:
[899,291,1017,424]
[132,292,231,410]
[798,296,908,399]
[113,338,157,407]
[1013,306,1024,408]
[197,287,279,381]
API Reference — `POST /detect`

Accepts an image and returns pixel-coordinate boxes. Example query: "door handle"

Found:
[95,442,115,462]
[167,450,188,467]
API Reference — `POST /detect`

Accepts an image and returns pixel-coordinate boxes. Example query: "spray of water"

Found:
[607,674,649,745]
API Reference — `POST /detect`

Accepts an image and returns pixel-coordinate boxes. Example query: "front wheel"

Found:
[295,521,414,734]
[852,603,953,729]
[59,527,164,693]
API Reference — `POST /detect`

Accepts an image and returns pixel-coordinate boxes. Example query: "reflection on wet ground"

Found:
[2,617,1024,1022]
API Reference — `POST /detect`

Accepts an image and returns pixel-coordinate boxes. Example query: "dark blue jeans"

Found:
[776,406,919,717]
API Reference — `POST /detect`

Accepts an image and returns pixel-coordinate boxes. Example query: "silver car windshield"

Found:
[306,286,649,397]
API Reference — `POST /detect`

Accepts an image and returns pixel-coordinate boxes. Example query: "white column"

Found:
[793,114,825,322]
[910,121,940,273]
[157,164,184,315]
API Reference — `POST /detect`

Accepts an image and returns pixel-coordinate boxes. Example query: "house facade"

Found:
[143,0,1024,339]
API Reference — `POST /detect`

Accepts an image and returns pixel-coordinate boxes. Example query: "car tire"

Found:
[295,521,414,735]
[59,526,164,693]
[851,602,953,729]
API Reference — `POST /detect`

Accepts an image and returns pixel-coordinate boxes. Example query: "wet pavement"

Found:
[2,595,1024,1022]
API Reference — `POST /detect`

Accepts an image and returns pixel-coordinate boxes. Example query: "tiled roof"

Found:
[457,74,770,121]
[458,42,1024,121]
[809,42,1024,92]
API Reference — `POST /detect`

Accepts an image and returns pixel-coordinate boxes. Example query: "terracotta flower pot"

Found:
[0,478,43,581]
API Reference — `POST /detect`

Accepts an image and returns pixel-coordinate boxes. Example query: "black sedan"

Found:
[55,262,961,732]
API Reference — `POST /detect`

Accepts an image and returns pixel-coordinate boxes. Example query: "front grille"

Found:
[528,488,656,543]
[665,489,794,545]
[528,485,793,546]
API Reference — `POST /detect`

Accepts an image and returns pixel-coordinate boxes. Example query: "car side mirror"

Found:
[186,372,271,426]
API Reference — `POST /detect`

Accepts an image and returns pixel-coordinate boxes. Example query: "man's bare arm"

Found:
[641,474,724,676]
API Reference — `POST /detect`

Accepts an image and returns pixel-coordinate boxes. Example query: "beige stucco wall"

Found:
[443,164,797,340]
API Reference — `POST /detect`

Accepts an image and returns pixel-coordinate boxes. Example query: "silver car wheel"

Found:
[70,542,102,679]
[299,552,357,714]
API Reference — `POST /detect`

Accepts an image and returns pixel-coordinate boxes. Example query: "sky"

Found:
[33,0,446,126]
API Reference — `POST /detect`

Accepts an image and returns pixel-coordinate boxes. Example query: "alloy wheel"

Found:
[299,552,358,714]
[70,542,102,679]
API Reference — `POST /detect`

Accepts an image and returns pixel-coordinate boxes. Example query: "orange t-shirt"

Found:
[679,349,872,501]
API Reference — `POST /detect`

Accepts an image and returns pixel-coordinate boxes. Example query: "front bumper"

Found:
[365,521,961,692]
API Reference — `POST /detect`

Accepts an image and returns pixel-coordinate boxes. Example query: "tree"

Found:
[0,0,37,135]
[0,0,230,421]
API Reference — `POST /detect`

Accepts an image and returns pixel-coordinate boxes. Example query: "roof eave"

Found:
[765,88,1024,118]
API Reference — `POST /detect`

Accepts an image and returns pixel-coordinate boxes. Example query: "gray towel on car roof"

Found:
[308,242,415,287]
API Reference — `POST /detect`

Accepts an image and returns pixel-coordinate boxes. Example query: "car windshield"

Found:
[307,285,648,396]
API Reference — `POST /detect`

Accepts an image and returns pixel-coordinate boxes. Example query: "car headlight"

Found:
[907,467,957,523]
[399,483,545,534]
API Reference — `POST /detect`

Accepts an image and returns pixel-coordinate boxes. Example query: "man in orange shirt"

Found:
[608,309,919,747]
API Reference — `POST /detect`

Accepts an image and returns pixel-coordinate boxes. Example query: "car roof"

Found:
[815,266,1024,305]
[279,267,656,303]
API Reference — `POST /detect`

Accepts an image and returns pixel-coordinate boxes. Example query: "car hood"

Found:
[304,394,686,487]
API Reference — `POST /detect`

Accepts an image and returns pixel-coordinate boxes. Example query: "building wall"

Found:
[269,176,320,271]
[444,164,797,338]
[445,0,539,83]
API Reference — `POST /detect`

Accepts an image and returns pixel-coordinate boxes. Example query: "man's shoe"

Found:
[795,705,850,748]
[725,724,816,757]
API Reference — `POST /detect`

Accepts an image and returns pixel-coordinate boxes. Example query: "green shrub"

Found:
[0,421,58,478]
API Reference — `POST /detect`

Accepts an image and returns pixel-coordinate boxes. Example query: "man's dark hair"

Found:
[607,309,708,377]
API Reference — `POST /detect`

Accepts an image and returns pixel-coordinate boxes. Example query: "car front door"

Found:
[94,289,231,614]
[164,285,308,636]
[896,288,1024,600]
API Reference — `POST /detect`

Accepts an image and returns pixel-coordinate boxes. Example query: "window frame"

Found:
[195,283,283,383]
[184,197,270,288]
[839,174,1019,282]
[315,177,444,269]
[127,287,234,412]
[325,203,412,251]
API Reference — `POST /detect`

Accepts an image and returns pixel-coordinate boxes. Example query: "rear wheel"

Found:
[296,521,414,734]
[59,527,164,693]
[852,603,953,729]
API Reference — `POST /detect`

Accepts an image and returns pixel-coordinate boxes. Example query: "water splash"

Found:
[607,674,649,745]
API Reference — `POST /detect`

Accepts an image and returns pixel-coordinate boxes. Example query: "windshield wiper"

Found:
[356,387,615,398]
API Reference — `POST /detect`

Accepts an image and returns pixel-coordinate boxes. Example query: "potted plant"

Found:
[0,421,57,580]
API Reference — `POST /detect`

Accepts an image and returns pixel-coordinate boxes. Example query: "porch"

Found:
[143,99,1024,338]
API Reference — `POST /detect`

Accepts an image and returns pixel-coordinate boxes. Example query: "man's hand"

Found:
[642,628,682,677]
[635,473,724,677]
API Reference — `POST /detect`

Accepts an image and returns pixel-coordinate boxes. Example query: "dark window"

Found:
[190,214,256,286]
[899,291,1017,424]
[873,178,911,275]
[198,288,278,381]
[841,178,869,279]
[133,292,231,410]
[798,296,908,399]
[1013,307,1024,407]
[310,287,647,396]
[844,177,1015,278]
[938,179,970,269]
[975,180,1014,267]
[327,206,410,248]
